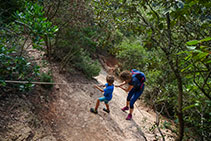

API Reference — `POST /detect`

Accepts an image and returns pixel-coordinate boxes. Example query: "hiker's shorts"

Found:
[127,84,144,109]
[99,97,109,104]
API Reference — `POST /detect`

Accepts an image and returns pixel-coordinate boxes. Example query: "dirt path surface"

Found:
[0,46,175,140]
[47,66,175,141]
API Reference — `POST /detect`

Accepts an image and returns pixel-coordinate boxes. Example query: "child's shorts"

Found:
[98,97,109,104]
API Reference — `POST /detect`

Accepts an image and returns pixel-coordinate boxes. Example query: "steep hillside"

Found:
[0,47,175,141]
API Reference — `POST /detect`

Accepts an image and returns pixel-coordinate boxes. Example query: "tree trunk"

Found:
[175,72,184,141]
[165,12,184,140]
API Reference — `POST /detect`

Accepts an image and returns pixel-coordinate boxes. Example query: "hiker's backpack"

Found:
[131,69,146,90]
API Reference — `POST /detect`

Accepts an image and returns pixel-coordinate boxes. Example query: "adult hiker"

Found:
[115,69,146,120]
[90,75,115,114]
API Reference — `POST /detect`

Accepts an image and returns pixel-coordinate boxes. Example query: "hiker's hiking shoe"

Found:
[126,114,132,120]
[90,108,98,114]
[103,108,110,113]
[121,106,129,112]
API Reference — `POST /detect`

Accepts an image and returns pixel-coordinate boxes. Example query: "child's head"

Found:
[120,70,132,82]
[106,75,114,85]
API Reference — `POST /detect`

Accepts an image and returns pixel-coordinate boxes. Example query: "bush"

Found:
[0,1,57,93]
[14,2,58,56]
[0,0,25,23]
[40,71,53,89]
[115,39,147,71]
[54,27,101,78]
[0,42,40,93]
[75,49,100,78]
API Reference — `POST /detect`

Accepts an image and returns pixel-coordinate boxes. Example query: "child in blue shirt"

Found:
[90,75,114,114]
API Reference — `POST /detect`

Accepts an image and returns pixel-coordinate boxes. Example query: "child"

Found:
[90,75,114,114]
[115,69,145,120]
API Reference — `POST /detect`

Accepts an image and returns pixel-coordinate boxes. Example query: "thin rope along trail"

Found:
[135,103,146,118]
[2,80,67,85]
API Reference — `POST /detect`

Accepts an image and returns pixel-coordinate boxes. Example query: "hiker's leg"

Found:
[103,100,110,113]
[126,108,134,120]
[105,103,110,111]
[126,89,134,107]
[126,88,144,120]
[122,90,134,112]
[129,108,134,115]
[95,99,100,111]
[126,101,129,107]
[129,89,144,111]
[126,93,139,120]
[97,97,107,110]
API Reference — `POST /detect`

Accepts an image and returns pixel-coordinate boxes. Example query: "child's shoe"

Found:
[126,114,132,120]
[121,106,129,112]
[103,108,110,113]
[90,108,98,114]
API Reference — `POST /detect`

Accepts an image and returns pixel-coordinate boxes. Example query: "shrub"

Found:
[40,71,53,89]
[0,42,40,93]
[54,27,101,78]
[74,49,100,78]
[116,39,147,71]
[0,1,57,93]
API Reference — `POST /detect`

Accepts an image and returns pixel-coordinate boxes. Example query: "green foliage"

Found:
[0,1,57,93]
[179,37,211,139]
[115,38,147,70]
[75,49,101,78]
[40,71,53,89]
[115,36,178,118]
[54,27,101,78]
[0,0,25,23]
[90,0,211,139]
[65,27,98,54]
[0,40,40,92]
[55,27,98,56]
[14,2,58,53]
[184,38,211,67]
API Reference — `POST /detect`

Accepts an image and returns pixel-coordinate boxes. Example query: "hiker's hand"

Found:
[115,81,126,87]
[119,86,124,89]
[115,84,120,87]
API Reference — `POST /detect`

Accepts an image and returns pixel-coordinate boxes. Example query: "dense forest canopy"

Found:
[0,0,210,140]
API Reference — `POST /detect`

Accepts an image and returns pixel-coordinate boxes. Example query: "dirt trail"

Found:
[0,44,175,140]
[48,66,175,141]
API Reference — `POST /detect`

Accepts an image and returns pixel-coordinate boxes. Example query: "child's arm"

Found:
[99,84,106,87]
[93,84,104,92]
[120,85,133,92]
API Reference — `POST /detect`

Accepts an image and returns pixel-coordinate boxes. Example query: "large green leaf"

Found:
[200,37,211,42]
[182,103,199,111]
[186,40,199,46]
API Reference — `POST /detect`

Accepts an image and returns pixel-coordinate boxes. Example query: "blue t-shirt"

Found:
[103,83,114,101]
